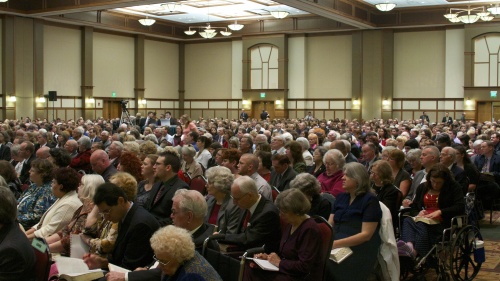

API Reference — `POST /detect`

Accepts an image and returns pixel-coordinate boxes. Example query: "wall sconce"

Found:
[353,98,360,105]
[86,97,95,103]
[37,96,46,103]
[140,99,147,105]
[275,99,281,105]
[8,95,16,102]
[242,99,249,105]
[382,98,390,106]
[466,97,472,105]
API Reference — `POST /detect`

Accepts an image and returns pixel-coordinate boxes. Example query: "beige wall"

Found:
[306,35,352,99]
[15,17,35,119]
[43,25,81,97]
[144,39,179,99]
[184,41,233,99]
[288,36,306,99]
[394,30,446,99]
[93,32,135,98]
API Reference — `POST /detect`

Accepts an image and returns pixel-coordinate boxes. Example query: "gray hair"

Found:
[290,173,321,197]
[10,144,21,157]
[150,225,195,264]
[406,148,422,162]
[74,126,84,135]
[275,188,311,215]
[111,141,124,152]
[233,175,258,195]
[78,136,92,149]
[205,166,234,194]
[441,146,456,163]
[123,141,140,154]
[181,145,196,157]
[343,162,371,196]
[341,139,351,151]
[323,149,346,169]
[295,137,310,150]
[144,134,158,144]
[80,174,105,201]
[173,189,208,219]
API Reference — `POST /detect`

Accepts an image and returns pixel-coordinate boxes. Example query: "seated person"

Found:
[317,149,345,197]
[399,163,465,258]
[83,182,160,271]
[290,173,331,220]
[205,166,243,234]
[219,176,281,253]
[244,189,323,281]
[25,167,82,240]
[181,145,203,179]
[370,160,402,233]
[326,163,382,281]
[0,186,36,281]
[107,189,219,281]
[17,158,56,230]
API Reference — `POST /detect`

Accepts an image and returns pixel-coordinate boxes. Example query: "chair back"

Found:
[312,215,333,280]
[32,237,51,281]
[190,175,207,195]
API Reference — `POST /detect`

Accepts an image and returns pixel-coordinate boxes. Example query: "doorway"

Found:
[252,101,275,120]
[103,99,122,120]
[476,101,500,123]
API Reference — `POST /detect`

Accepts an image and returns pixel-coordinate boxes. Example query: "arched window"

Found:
[250,44,279,89]
[474,34,500,86]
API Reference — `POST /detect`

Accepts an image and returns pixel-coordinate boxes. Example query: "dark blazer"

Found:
[90,137,101,143]
[345,152,358,164]
[374,183,402,231]
[108,204,160,270]
[0,222,36,281]
[156,118,178,127]
[442,116,453,124]
[100,164,118,182]
[307,163,326,178]
[474,153,500,182]
[270,166,298,192]
[0,144,11,161]
[206,194,244,234]
[450,163,467,192]
[20,154,36,184]
[410,181,465,228]
[139,117,156,128]
[145,175,189,226]
[406,169,426,200]
[34,142,55,152]
[309,193,331,220]
[128,222,217,281]
[222,197,281,253]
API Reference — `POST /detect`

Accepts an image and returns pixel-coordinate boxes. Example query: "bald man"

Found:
[90,149,117,182]
[35,146,51,159]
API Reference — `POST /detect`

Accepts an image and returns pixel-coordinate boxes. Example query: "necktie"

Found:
[242,210,251,230]
[153,184,166,205]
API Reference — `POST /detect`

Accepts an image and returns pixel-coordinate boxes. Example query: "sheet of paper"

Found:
[246,258,279,271]
[55,256,90,275]
[70,234,90,259]
[108,263,131,273]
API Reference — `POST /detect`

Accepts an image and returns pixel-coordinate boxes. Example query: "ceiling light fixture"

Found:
[375,3,396,12]
[0,0,8,2]
[228,20,244,31]
[444,6,493,24]
[139,17,155,26]
[185,23,232,38]
[270,11,289,19]
[161,2,180,13]
[488,4,500,15]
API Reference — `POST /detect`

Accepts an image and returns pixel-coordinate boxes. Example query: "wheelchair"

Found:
[399,193,484,281]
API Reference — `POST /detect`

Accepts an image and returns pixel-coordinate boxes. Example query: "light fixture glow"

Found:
[488,5,500,15]
[37,96,46,103]
[139,18,155,26]
[8,95,16,102]
[228,21,244,31]
[0,0,8,3]
[270,11,289,19]
[161,2,179,12]
[184,29,196,35]
[141,99,147,105]
[445,6,495,24]
[220,30,232,36]
[459,14,479,24]
[199,31,217,39]
[375,3,396,12]
[86,97,95,103]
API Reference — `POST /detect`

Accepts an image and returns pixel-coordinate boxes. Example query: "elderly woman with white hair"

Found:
[150,225,222,281]
[290,173,331,220]
[295,137,313,166]
[317,149,345,197]
[181,145,203,179]
[205,166,243,234]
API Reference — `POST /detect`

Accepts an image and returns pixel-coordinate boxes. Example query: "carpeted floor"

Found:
[406,211,500,281]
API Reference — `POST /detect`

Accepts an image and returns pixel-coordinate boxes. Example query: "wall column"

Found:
[2,15,15,120]
[81,26,94,120]
[134,34,145,116]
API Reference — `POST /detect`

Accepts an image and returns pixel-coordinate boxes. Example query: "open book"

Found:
[54,256,104,281]
[330,247,353,264]
[413,216,440,225]
[70,234,90,259]
[246,258,279,271]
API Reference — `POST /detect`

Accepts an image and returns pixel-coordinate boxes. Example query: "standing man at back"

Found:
[240,109,249,121]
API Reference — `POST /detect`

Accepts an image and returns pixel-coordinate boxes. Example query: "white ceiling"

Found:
[362,0,500,9]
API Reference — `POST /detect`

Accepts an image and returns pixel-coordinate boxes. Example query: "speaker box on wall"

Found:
[48,91,57,101]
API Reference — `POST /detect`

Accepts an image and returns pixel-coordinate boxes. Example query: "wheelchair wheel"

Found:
[449,225,482,281]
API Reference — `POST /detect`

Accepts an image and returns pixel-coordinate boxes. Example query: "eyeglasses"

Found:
[153,255,171,267]
[98,206,114,216]
[230,193,248,201]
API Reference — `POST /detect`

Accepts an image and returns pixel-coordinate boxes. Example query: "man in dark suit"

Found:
[331,140,358,163]
[442,112,453,125]
[19,141,36,184]
[220,175,281,253]
[87,128,101,143]
[34,131,55,152]
[270,154,297,192]
[260,110,269,120]
[419,111,430,123]
[90,149,117,182]
[83,183,160,271]
[0,186,36,281]
[440,146,466,190]
[474,141,500,208]
[360,142,380,173]
[240,109,249,121]
[0,132,11,161]
[139,111,156,132]
[156,111,178,127]
[145,150,189,226]
[110,189,217,281]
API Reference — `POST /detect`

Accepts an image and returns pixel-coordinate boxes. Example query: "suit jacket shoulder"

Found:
[0,223,36,281]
